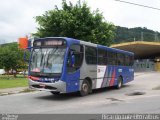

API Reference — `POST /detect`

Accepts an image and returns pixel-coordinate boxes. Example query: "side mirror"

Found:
[70,54,75,67]
[67,52,75,67]
[23,50,30,62]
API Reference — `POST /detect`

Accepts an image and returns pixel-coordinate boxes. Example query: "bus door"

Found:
[66,44,84,92]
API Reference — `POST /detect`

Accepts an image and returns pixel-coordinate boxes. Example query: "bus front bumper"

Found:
[29,79,66,93]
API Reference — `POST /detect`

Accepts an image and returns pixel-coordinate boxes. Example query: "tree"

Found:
[0,43,25,77]
[34,0,115,46]
[115,26,160,43]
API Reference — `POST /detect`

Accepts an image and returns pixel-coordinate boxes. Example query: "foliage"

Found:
[0,43,26,75]
[0,75,28,89]
[115,26,160,43]
[34,0,115,46]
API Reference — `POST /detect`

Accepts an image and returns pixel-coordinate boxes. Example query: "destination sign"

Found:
[33,39,66,47]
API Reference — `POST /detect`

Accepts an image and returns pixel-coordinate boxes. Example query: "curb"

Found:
[0,87,35,96]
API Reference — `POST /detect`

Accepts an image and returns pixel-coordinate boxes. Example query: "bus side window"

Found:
[98,48,107,65]
[108,51,116,65]
[125,55,130,66]
[85,46,97,65]
[129,56,134,66]
[117,53,125,66]
[67,44,84,73]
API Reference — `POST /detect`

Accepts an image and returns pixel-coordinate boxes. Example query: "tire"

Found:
[80,80,90,96]
[116,77,123,89]
[50,91,60,95]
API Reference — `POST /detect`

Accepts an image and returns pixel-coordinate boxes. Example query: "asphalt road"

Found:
[0,72,160,114]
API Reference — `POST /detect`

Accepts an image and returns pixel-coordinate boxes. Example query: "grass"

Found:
[0,75,28,89]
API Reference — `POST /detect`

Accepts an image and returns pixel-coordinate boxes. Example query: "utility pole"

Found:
[141,32,144,41]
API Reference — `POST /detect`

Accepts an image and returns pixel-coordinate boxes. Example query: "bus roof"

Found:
[65,37,134,56]
[98,44,134,56]
[35,37,134,56]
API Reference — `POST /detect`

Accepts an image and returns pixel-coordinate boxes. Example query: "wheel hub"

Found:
[82,83,88,93]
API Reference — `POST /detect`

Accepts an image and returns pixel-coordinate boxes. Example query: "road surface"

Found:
[0,72,160,113]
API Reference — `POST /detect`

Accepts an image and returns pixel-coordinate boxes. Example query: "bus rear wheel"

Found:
[80,80,90,96]
[116,77,123,89]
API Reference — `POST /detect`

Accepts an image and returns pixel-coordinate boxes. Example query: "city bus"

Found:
[28,37,134,96]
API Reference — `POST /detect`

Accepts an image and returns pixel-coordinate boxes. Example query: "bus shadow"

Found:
[35,92,81,101]
[89,84,130,94]
[36,84,131,101]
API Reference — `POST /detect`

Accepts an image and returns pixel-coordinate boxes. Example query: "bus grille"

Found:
[32,85,57,90]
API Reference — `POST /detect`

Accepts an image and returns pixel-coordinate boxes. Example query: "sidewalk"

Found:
[0,87,28,95]
[134,72,146,76]
[134,71,159,77]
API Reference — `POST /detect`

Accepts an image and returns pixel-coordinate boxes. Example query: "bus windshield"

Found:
[30,47,66,77]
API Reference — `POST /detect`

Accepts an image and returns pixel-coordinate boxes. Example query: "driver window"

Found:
[67,44,84,73]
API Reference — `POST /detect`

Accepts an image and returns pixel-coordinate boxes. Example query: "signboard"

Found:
[33,39,66,47]
[18,38,28,49]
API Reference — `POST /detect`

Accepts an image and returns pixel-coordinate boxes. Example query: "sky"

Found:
[0,0,160,44]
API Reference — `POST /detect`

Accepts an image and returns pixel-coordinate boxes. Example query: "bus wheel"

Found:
[50,91,60,95]
[116,77,123,89]
[80,80,90,96]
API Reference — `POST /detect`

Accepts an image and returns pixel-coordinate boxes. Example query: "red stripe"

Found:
[109,68,116,86]
[28,76,40,81]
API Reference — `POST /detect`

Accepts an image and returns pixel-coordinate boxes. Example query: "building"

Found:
[111,41,160,71]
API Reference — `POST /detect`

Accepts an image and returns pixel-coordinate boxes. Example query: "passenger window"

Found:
[98,48,107,65]
[125,55,130,66]
[108,51,117,65]
[117,53,125,66]
[67,44,84,73]
[129,56,134,66]
[85,46,97,65]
